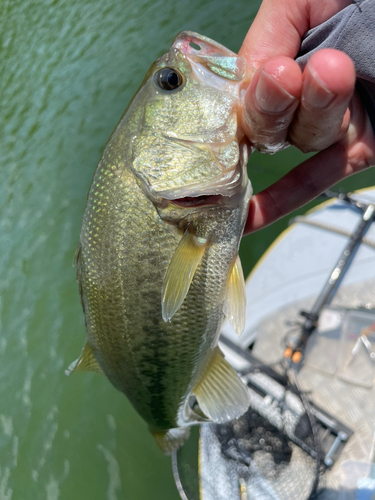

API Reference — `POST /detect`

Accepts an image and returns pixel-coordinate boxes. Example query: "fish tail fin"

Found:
[151,427,191,455]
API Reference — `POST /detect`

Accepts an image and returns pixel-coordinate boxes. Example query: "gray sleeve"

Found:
[296,0,375,133]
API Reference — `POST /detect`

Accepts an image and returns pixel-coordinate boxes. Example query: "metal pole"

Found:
[285,203,375,364]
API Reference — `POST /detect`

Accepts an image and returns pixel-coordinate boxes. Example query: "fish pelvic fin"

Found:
[152,427,191,455]
[162,227,207,322]
[193,347,250,423]
[223,254,246,336]
[65,342,104,376]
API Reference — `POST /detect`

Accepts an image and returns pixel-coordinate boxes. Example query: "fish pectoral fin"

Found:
[152,427,191,455]
[193,347,250,423]
[223,255,246,336]
[162,228,207,322]
[73,243,82,268]
[65,342,104,376]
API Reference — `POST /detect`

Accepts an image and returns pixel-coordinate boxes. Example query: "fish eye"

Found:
[154,68,184,92]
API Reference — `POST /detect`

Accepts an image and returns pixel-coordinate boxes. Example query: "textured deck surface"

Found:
[252,277,375,498]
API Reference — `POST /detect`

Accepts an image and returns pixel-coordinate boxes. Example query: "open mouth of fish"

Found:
[170,194,224,208]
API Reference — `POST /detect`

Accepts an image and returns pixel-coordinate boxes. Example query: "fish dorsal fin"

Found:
[193,347,250,422]
[223,255,246,336]
[162,228,207,322]
[65,342,104,376]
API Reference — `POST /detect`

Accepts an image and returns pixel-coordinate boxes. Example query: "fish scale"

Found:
[70,31,253,452]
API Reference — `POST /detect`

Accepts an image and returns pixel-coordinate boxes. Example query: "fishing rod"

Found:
[284,192,375,365]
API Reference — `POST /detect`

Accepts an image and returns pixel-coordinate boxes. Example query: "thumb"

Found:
[239,0,353,68]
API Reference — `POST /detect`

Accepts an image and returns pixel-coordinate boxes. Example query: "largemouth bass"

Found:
[69,31,253,453]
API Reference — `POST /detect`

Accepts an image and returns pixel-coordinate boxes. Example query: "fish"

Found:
[68,31,253,453]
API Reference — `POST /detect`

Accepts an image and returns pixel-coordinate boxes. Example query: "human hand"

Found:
[240,0,375,235]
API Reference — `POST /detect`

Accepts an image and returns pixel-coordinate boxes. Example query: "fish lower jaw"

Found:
[155,178,250,223]
[160,164,249,209]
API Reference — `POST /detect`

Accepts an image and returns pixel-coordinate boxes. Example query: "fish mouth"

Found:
[169,194,223,208]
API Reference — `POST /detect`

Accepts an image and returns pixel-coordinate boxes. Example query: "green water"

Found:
[0,1,373,499]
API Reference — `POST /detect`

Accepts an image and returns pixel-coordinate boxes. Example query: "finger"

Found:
[239,0,306,68]
[244,144,347,234]
[239,0,353,69]
[344,92,375,172]
[244,125,375,236]
[289,49,356,152]
[242,57,302,152]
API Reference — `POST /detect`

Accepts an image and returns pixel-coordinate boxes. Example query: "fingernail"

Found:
[255,70,296,113]
[303,68,335,108]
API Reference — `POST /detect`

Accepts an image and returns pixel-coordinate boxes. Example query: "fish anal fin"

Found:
[152,427,191,455]
[193,347,250,423]
[65,342,104,376]
[162,228,207,322]
[223,254,246,336]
